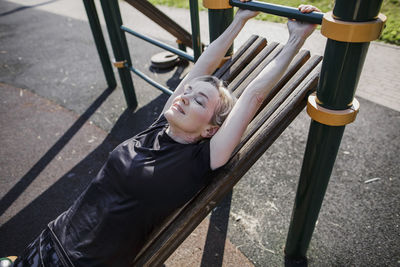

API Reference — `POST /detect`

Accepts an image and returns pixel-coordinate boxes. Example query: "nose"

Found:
[181,94,189,105]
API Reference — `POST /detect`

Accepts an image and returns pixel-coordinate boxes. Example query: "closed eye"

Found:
[195,98,204,107]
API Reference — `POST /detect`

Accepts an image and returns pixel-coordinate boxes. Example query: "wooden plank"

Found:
[232,48,311,104]
[229,42,281,95]
[256,50,311,111]
[125,0,201,49]
[219,37,267,83]
[221,40,267,83]
[132,60,322,267]
[214,35,259,79]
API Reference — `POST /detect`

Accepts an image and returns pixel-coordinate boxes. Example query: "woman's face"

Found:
[165,80,220,138]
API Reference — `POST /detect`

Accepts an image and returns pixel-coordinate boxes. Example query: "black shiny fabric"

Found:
[14,227,72,267]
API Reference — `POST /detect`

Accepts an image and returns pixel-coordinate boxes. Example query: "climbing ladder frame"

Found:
[83,0,386,265]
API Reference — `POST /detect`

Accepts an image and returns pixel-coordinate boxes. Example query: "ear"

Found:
[201,125,220,138]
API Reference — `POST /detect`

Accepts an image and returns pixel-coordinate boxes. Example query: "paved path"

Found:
[1,0,399,266]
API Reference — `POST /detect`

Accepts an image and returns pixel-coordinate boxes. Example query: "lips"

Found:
[172,103,185,115]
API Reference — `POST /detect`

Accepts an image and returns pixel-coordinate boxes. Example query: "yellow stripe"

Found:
[203,0,232,9]
[307,93,360,126]
[321,12,386,43]
[113,60,127,69]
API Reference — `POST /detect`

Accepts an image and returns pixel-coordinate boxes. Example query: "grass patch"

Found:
[147,0,400,46]
[379,0,400,45]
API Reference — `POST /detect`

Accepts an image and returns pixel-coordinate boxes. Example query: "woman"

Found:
[11,3,319,267]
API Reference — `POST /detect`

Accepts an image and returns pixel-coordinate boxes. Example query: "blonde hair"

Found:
[191,75,236,126]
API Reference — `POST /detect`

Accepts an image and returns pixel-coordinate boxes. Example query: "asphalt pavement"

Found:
[0,0,399,266]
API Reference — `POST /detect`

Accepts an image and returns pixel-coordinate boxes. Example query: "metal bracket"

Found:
[321,11,387,43]
[203,0,231,9]
[307,92,360,126]
[113,60,127,68]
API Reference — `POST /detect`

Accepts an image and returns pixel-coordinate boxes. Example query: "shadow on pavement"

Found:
[0,86,115,217]
[0,0,59,17]
[200,191,233,267]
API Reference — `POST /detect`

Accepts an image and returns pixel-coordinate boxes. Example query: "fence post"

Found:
[83,0,116,89]
[99,0,137,109]
[189,0,202,61]
[285,0,385,263]
[203,0,234,56]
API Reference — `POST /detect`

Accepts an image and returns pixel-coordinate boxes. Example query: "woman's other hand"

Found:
[298,4,321,13]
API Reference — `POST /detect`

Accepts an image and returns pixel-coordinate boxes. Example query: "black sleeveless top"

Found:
[48,115,212,266]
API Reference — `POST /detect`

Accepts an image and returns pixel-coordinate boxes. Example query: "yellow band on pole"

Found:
[321,11,387,43]
[203,0,231,9]
[307,93,360,126]
[113,60,127,69]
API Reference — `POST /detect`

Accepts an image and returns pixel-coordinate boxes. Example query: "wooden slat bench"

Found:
[132,35,323,267]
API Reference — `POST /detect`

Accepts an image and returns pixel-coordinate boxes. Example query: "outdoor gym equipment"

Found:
[84,0,386,265]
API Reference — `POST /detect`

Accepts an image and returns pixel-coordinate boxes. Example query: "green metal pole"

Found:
[121,26,194,62]
[229,0,323,25]
[208,8,234,56]
[83,0,116,89]
[189,0,202,61]
[100,0,137,109]
[178,43,187,52]
[285,0,383,262]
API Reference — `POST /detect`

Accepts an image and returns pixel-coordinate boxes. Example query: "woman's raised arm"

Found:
[210,6,319,170]
[162,5,259,113]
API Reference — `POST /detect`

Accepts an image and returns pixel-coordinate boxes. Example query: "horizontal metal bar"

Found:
[121,25,195,62]
[229,0,324,25]
[128,66,173,95]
